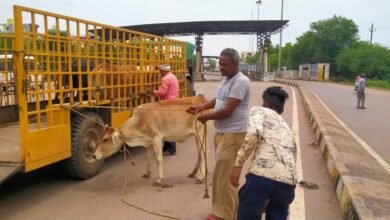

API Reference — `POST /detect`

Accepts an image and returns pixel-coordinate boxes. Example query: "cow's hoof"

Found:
[161,183,173,188]
[195,179,204,184]
[152,181,173,188]
[142,174,150,178]
[187,173,196,178]
[153,181,162,187]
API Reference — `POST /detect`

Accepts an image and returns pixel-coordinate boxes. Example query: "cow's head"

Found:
[93,125,125,160]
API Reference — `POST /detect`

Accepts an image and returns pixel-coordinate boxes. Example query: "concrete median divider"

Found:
[275,79,390,220]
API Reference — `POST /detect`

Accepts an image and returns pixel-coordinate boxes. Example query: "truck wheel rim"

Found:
[82,128,99,163]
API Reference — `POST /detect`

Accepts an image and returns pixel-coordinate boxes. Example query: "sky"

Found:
[1,0,389,56]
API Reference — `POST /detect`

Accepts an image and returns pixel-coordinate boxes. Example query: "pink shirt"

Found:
[355,76,361,82]
[153,72,179,100]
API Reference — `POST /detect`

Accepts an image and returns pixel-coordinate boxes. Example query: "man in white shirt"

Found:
[187,48,250,220]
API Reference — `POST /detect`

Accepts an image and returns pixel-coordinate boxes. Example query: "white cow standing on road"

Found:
[93,96,211,187]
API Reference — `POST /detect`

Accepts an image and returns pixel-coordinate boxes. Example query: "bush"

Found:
[366,79,390,89]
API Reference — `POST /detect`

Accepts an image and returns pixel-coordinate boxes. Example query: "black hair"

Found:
[262,86,289,114]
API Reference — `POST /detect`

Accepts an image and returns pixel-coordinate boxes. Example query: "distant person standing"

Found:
[354,74,361,92]
[356,74,366,109]
[153,64,179,155]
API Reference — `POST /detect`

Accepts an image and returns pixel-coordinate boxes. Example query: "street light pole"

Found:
[277,0,284,76]
[256,0,262,20]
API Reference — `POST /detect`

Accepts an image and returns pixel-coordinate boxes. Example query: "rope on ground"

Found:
[120,143,181,220]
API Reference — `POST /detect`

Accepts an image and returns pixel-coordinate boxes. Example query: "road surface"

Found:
[299,81,390,163]
[0,80,342,220]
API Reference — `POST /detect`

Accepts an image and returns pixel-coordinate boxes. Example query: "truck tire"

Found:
[66,112,105,179]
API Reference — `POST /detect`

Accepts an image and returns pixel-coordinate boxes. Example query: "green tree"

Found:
[290,32,318,67]
[268,43,294,71]
[268,43,279,71]
[244,52,259,64]
[268,52,278,71]
[244,42,293,72]
[207,58,216,71]
[336,41,390,80]
[290,15,359,73]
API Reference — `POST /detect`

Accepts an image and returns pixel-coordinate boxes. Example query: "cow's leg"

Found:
[142,146,154,178]
[151,139,173,188]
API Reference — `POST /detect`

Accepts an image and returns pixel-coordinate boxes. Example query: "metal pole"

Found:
[256,0,261,20]
[249,11,253,53]
[277,0,284,76]
[256,0,262,80]
[256,0,262,53]
[13,5,29,159]
[370,23,373,44]
[369,22,376,45]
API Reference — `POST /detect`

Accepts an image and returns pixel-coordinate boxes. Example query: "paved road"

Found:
[0,80,342,220]
[298,81,390,163]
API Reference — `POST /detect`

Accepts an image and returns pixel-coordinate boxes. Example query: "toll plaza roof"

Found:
[119,20,289,36]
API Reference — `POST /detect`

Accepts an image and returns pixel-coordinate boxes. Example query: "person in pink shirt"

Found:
[153,64,179,155]
[153,64,179,100]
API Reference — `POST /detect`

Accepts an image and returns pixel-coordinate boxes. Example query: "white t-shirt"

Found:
[214,72,250,133]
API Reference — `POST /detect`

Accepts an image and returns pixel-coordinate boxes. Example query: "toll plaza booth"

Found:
[299,63,330,81]
[120,20,289,83]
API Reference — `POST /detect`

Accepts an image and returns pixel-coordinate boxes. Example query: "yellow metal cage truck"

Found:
[0,5,187,185]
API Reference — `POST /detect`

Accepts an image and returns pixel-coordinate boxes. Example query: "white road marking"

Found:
[289,86,306,220]
[311,91,390,172]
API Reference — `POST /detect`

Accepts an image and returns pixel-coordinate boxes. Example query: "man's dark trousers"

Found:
[237,173,295,220]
